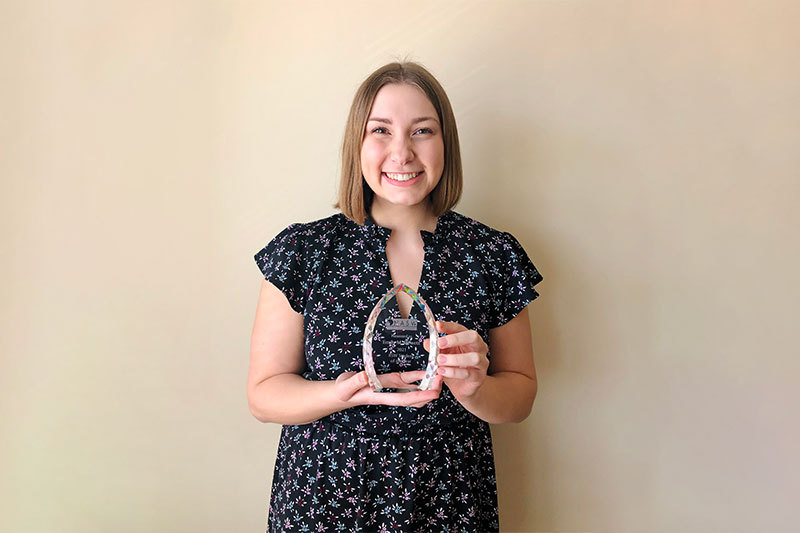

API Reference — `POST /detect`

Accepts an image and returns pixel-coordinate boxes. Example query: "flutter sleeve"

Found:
[488,231,544,329]
[253,223,310,314]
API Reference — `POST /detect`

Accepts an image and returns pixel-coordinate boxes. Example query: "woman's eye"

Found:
[370,127,433,135]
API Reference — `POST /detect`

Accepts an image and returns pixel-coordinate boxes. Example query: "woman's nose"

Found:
[390,136,414,165]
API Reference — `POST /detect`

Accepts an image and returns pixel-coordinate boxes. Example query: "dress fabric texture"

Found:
[253,210,543,532]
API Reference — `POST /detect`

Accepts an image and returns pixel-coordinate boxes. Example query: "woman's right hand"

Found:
[334,370,442,408]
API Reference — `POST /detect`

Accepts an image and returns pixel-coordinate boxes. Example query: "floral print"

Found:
[254,210,543,532]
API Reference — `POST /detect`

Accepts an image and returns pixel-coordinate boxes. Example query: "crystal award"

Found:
[362,283,439,391]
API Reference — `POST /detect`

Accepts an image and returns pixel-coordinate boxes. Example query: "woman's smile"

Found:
[383,170,424,186]
[360,83,444,210]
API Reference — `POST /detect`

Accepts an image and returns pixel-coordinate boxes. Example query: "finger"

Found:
[429,374,444,392]
[410,375,444,406]
[437,352,484,368]
[435,320,469,334]
[399,370,427,384]
[370,389,439,407]
[374,371,423,389]
[418,374,444,394]
[422,336,440,352]
[334,371,357,384]
[335,371,368,400]
[438,366,471,379]
[437,329,486,352]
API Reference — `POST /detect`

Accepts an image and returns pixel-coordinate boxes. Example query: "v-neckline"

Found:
[361,210,451,318]
[385,237,426,319]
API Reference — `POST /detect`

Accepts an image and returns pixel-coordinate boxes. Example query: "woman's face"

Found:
[360,83,444,212]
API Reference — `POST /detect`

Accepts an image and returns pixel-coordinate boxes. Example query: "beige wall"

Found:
[2,1,798,531]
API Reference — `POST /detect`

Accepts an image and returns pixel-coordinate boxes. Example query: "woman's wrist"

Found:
[450,374,489,406]
[452,373,535,424]
[253,373,357,425]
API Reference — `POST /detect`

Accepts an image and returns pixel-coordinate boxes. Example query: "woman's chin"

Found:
[375,194,431,209]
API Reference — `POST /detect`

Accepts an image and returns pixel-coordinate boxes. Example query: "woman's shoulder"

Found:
[269,212,351,244]
[445,210,540,272]
[447,210,543,299]
[445,210,519,245]
[254,213,352,269]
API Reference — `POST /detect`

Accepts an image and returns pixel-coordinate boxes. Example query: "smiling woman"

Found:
[337,62,463,225]
[249,61,544,532]
[360,83,445,209]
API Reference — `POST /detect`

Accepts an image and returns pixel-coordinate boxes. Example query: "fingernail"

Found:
[438,355,447,363]
[439,338,448,348]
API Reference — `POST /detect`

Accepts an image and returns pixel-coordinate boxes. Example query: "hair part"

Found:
[334,61,463,225]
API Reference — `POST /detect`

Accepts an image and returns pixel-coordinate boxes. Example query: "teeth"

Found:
[385,172,420,181]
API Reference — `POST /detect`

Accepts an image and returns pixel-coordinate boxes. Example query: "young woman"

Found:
[249,61,543,532]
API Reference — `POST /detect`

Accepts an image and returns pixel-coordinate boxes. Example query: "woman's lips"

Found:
[382,170,423,187]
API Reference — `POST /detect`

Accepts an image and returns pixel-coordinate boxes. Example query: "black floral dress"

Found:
[253,210,543,532]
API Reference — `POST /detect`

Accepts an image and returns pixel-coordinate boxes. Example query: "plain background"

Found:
[2,1,798,532]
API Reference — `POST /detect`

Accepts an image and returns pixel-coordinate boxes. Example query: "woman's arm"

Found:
[463,307,537,423]
[423,307,538,424]
[247,280,442,425]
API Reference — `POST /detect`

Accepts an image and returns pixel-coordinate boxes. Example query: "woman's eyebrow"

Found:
[367,116,438,125]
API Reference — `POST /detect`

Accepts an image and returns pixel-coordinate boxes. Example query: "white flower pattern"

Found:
[254,210,543,532]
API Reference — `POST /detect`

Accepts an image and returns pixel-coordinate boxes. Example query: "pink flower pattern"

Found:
[254,210,542,532]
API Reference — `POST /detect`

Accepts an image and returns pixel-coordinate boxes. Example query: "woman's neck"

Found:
[369,200,438,237]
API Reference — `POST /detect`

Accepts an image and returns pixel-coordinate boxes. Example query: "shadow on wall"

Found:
[467,112,558,529]
[475,109,665,529]
[492,423,546,530]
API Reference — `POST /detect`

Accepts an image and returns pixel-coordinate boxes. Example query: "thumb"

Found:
[336,370,368,401]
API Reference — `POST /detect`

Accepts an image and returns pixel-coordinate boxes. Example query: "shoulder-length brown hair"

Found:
[334,61,463,225]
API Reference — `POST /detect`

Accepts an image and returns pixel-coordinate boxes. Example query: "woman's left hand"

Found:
[422,320,489,400]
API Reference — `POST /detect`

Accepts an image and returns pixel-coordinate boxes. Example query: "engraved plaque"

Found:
[363,283,439,391]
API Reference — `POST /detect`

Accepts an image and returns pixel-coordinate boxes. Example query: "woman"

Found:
[249,61,543,532]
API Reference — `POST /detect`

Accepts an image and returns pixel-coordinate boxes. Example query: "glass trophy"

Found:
[362,283,439,392]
